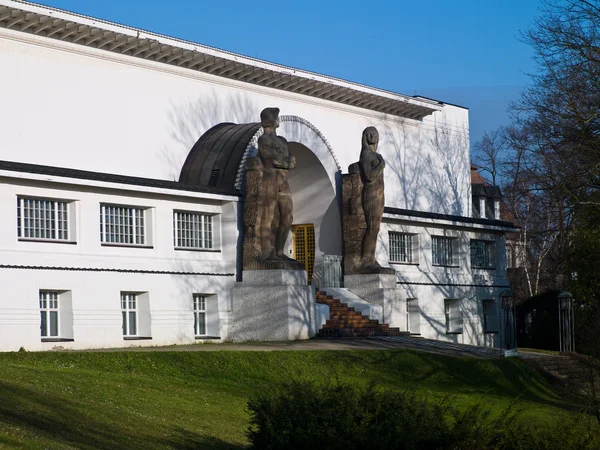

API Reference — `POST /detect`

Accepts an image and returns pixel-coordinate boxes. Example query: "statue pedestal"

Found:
[231,270,319,342]
[345,273,406,330]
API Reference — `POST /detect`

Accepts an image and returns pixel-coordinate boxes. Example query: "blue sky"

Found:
[40,0,543,145]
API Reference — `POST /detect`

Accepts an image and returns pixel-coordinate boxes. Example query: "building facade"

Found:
[0,0,516,351]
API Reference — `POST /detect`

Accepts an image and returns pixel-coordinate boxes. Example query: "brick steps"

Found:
[316,291,406,338]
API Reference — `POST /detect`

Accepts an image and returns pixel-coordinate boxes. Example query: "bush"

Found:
[247,380,600,450]
[247,380,486,450]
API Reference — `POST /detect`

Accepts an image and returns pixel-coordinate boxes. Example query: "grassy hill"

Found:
[0,349,584,449]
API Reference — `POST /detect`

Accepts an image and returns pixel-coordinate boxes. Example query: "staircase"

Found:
[522,353,600,393]
[316,290,406,338]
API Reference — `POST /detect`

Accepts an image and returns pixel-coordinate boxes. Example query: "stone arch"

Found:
[179,115,341,196]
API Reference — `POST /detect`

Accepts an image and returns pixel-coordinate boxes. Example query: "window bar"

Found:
[53,201,58,241]
[134,208,138,245]
[17,198,22,238]
[200,214,205,249]
[206,215,212,248]
[104,205,109,242]
[108,205,112,243]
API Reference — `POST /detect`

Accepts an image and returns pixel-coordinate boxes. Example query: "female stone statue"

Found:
[358,126,386,271]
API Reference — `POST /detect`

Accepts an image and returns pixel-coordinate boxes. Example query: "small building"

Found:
[0,0,517,351]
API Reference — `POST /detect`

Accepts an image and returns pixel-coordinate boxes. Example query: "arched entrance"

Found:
[179,115,343,286]
[284,142,342,286]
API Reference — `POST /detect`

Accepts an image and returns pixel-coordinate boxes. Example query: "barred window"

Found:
[173,211,213,249]
[100,205,146,245]
[432,236,456,266]
[193,294,207,336]
[470,240,496,269]
[39,291,59,337]
[17,197,69,241]
[389,232,414,263]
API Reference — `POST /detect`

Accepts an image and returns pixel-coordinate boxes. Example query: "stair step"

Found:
[329,313,370,320]
[524,355,600,392]
[326,319,379,326]
[318,328,405,338]
[317,290,402,338]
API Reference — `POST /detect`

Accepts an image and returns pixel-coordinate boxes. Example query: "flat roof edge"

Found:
[0,0,444,119]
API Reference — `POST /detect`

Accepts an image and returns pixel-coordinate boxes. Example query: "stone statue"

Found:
[243,107,303,270]
[357,126,394,274]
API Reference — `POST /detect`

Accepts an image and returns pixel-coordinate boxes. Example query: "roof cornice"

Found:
[0,159,240,201]
[0,0,443,119]
[383,207,519,232]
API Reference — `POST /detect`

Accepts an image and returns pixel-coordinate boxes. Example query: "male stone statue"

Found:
[255,107,298,263]
[358,126,393,273]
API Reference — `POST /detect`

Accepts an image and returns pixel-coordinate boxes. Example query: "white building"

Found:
[0,0,517,351]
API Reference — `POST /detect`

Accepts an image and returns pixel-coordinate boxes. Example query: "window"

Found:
[40,291,59,338]
[39,290,73,341]
[506,244,514,269]
[173,211,213,249]
[485,198,495,219]
[471,197,480,218]
[471,240,496,269]
[120,292,151,339]
[17,197,72,241]
[482,299,499,333]
[121,292,137,336]
[193,294,207,336]
[432,236,457,266]
[389,232,417,263]
[100,205,149,246]
[406,298,420,334]
[444,299,463,334]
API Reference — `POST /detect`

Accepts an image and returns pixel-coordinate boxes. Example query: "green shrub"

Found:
[247,380,486,450]
[247,380,600,450]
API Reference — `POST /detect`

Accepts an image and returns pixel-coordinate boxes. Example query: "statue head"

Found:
[362,126,379,149]
[260,107,280,129]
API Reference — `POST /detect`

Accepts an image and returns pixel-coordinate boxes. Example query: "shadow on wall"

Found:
[166,257,234,342]
[380,120,470,216]
[397,268,493,348]
[231,283,318,341]
[319,198,342,255]
[161,91,259,283]
[377,237,493,347]
[160,89,259,181]
[426,124,470,216]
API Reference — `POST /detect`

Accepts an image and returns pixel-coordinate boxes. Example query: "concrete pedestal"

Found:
[231,270,317,342]
[345,273,406,330]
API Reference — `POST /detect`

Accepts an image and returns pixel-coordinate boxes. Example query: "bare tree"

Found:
[515,0,600,209]
[472,128,508,186]
[474,0,600,412]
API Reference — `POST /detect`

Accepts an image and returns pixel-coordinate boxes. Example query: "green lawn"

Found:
[0,349,584,449]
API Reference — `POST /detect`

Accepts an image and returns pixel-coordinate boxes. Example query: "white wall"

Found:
[379,219,508,347]
[0,175,237,351]
[0,29,470,216]
[0,28,505,350]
